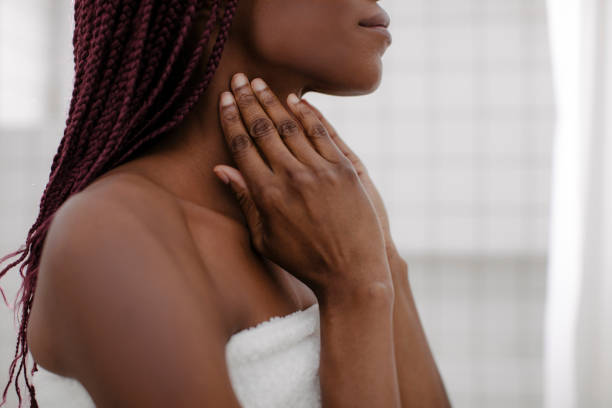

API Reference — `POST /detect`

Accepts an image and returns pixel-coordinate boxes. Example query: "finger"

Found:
[219,91,273,189]
[286,94,346,164]
[229,73,301,172]
[250,77,327,168]
[302,99,368,176]
[213,165,264,249]
[301,99,363,169]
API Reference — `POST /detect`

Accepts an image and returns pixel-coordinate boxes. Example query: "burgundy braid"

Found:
[0,0,239,406]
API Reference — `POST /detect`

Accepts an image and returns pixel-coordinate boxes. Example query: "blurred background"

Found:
[1,1,610,407]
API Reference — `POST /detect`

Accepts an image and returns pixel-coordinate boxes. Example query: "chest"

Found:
[182,209,318,337]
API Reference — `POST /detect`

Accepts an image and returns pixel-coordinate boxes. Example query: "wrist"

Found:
[317,276,395,312]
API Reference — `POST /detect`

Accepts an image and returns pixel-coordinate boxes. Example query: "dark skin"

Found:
[27,0,450,406]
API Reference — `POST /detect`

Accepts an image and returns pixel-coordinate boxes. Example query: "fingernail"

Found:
[233,73,248,87]
[288,93,300,105]
[251,78,266,91]
[214,169,230,184]
[220,92,234,107]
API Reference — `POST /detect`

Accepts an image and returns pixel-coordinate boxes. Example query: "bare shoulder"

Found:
[49,171,189,248]
[28,173,241,407]
[34,172,207,314]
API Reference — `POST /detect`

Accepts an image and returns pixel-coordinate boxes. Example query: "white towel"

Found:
[31,302,321,407]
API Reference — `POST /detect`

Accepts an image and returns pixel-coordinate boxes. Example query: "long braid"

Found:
[117,0,237,166]
[0,1,239,406]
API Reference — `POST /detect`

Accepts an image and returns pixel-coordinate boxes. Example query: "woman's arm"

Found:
[298,101,451,407]
[387,249,451,407]
[214,73,417,407]
[29,188,244,408]
[317,266,401,408]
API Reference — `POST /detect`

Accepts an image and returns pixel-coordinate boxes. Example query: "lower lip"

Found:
[360,25,392,44]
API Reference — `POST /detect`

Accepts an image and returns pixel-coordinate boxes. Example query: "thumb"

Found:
[213,165,263,248]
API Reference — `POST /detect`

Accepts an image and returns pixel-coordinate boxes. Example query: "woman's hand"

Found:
[299,99,410,292]
[299,99,397,257]
[213,73,392,300]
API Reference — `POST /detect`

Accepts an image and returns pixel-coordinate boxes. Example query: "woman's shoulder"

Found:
[48,170,205,259]
[26,169,245,405]
[66,170,184,229]
[28,171,234,375]
[39,169,224,301]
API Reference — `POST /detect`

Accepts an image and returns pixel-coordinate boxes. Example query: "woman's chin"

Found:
[338,72,383,96]
[344,59,384,94]
[306,64,383,97]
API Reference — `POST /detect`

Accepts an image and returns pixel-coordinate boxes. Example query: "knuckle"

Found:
[328,160,358,182]
[277,119,300,139]
[235,87,257,107]
[235,189,250,207]
[337,157,356,173]
[230,133,252,157]
[250,117,275,140]
[340,160,359,178]
[259,89,277,106]
[244,196,259,217]
[258,185,284,207]
[221,105,240,123]
[313,165,341,182]
[285,167,316,187]
[309,124,328,139]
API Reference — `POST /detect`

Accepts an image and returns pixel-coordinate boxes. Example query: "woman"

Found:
[0,0,450,406]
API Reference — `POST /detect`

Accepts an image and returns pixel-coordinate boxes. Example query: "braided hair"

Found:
[0,0,239,406]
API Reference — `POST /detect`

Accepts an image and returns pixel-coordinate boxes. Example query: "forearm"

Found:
[387,250,451,407]
[317,273,401,408]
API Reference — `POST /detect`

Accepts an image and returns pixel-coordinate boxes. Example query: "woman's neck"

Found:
[103,43,308,227]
